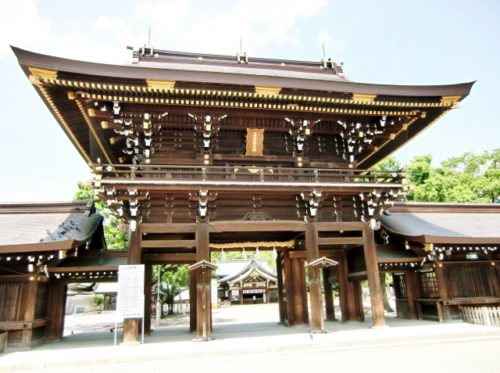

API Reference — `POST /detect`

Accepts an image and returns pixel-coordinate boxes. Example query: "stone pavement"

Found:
[1,305,500,372]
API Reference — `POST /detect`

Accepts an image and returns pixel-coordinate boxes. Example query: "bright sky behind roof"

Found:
[0,0,499,202]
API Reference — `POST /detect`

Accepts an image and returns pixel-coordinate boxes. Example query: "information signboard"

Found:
[116,265,145,319]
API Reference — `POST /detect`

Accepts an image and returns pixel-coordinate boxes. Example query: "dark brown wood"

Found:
[20,278,38,348]
[276,250,286,324]
[336,255,353,322]
[142,253,196,263]
[288,257,309,325]
[189,270,196,332]
[318,237,364,246]
[209,220,305,233]
[45,279,66,341]
[305,222,325,332]
[144,264,152,335]
[141,223,196,233]
[195,223,212,340]
[141,240,196,249]
[123,225,142,344]
[323,267,336,321]
[352,280,365,321]
[404,270,419,319]
[362,225,386,327]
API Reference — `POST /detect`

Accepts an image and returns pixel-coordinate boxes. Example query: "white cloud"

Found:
[132,0,328,55]
[0,0,49,58]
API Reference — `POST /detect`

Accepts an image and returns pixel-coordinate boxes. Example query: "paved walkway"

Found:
[1,304,500,372]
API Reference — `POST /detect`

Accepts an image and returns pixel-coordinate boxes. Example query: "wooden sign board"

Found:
[245,128,264,157]
[117,264,145,319]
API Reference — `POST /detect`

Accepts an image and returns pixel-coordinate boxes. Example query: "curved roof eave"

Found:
[12,46,474,98]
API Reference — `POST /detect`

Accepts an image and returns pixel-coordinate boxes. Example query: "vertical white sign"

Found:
[117,265,145,319]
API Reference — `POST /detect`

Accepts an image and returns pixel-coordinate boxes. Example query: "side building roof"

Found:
[0,200,106,254]
[380,202,500,244]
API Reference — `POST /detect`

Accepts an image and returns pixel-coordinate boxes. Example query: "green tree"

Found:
[73,182,128,249]
[406,149,500,203]
[154,265,189,316]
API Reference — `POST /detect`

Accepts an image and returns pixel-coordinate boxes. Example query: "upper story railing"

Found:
[95,164,404,186]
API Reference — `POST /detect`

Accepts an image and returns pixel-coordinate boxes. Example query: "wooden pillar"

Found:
[144,264,152,335]
[434,262,450,321]
[363,224,386,327]
[352,280,365,321]
[46,279,67,341]
[195,222,212,340]
[276,250,286,324]
[337,255,356,322]
[323,267,336,321]
[283,249,293,325]
[19,278,38,348]
[490,263,500,297]
[405,270,419,319]
[305,222,325,332]
[289,257,309,325]
[189,270,196,332]
[123,224,142,344]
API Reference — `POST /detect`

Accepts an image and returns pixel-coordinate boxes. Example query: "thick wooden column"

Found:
[189,270,196,332]
[19,278,38,348]
[337,255,356,322]
[352,280,365,321]
[434,262,450,321]
[123,224,142,344]
[405,270,419,319]
[305,222,325,332]
[46,279,67,341]
[362,225,386,327]
[195,223,212,340]
[323,267,336,321]
[290,257,309,325]
[144,264,152,335]
[276,250,286,324]
[491,264,500,297]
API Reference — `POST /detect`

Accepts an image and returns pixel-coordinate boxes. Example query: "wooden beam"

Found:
[315,221,365,232]
[141,240,196,249]
[347,270,367,280]
[142,253,196,263]
[318,237,364,246]
[289,249,343,259]
[48,266,118,273]
[209,220,305,233]
[141,223,196,234]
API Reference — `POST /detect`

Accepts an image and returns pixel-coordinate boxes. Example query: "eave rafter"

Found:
[32,74,460,110]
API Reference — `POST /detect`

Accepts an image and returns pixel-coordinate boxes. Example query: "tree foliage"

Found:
[73,182,128,249]
[406,149,500,203]
[153,265,189,316]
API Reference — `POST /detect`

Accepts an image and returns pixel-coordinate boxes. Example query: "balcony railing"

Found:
[95,164,404,186]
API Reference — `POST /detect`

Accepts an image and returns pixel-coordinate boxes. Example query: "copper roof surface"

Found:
[0,201,103,249]
[381,203,500,244]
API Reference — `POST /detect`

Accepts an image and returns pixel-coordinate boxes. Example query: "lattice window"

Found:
[419,271,439,298]
[393,274,407,299]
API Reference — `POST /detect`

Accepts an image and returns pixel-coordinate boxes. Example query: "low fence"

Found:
[460,306,500,327]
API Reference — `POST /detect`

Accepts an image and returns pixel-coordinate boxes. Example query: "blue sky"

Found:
[0,0,499,201]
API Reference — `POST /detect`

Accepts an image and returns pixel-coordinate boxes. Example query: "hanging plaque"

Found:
[245,128,264,156]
